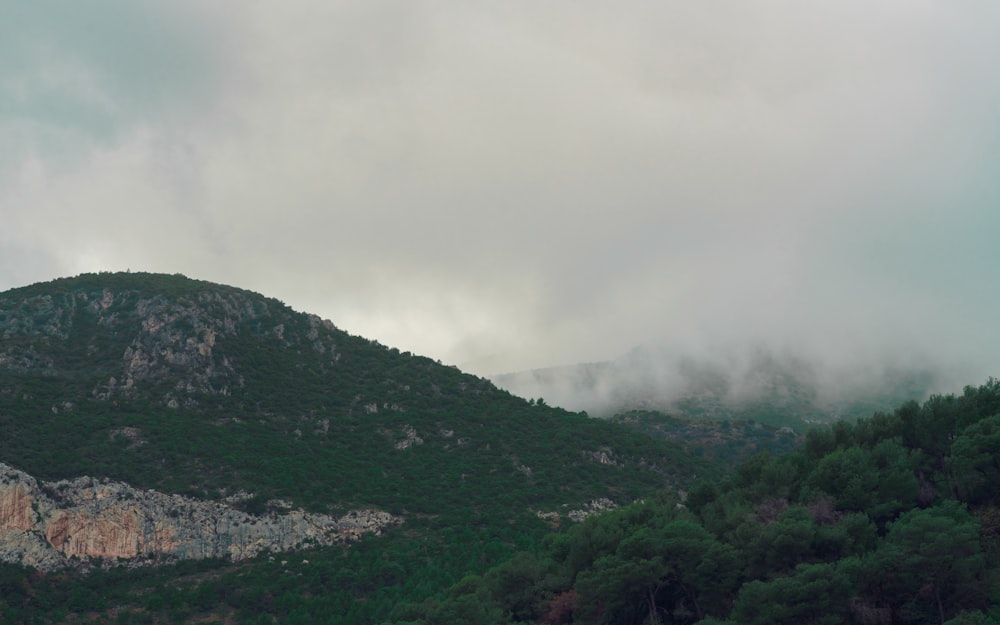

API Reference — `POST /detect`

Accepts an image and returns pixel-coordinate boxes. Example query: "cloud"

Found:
[2,1,999,385]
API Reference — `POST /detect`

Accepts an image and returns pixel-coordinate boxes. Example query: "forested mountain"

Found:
[389,379,1000,625]
[0,272,716,624]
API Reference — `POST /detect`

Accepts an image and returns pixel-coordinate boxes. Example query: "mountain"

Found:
[0,272,717,623]
[492,344,939,428]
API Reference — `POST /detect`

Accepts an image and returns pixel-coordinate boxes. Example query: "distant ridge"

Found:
[492,344,939,427]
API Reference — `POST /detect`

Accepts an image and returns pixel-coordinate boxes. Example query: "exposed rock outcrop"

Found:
[0,463,399,572]
[0,280,343,408]
[566,497,618,522]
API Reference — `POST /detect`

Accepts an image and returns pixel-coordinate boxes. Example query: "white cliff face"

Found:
[0,463,400,572]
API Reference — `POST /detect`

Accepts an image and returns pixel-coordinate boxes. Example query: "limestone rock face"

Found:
[0,479,35,532]
[0,463,399,572]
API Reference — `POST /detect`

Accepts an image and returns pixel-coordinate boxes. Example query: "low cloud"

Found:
[2,1,999,393]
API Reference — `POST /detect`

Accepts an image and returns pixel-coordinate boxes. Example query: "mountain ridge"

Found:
[0,272,714,582]
[492,343,940,427]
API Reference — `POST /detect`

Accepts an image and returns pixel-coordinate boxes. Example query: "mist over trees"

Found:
[492,343,942,427]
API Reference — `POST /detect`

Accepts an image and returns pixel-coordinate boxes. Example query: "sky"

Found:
[2,1,999,385]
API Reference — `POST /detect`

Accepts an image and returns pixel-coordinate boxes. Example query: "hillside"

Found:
[0,272,718,623]
[384,379,1000,625]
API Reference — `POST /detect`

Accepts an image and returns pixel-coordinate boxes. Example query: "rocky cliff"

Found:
[0,463,399,572]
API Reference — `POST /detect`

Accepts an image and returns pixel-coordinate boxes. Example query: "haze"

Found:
[2,2,999,394]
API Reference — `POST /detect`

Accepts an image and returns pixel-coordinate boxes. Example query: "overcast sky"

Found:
[2,1,999,382]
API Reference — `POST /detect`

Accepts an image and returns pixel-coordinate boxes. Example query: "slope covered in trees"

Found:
[0,272,718,624]
[387,379,1000,625]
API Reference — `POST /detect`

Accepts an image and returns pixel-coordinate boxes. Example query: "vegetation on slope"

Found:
[0,272,718,624]
[0,272,713,512]
[611,410,801,467]
[385,379,1000,625]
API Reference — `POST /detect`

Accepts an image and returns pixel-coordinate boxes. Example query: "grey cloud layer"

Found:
[2,1,999,382]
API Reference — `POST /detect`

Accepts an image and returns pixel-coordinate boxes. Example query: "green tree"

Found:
[732,506,816,578]
[574,520,737,625]
[948,414,1000,505]
[867,439,920,519]
[731,562,852,625]
[812,511,878,561]
[877,502,988,624]
[805,441,918,523]
[483,552,557,623]
[807,447,879,512]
